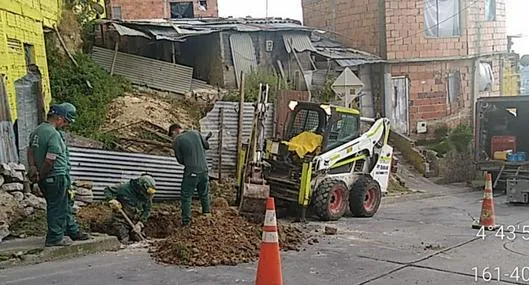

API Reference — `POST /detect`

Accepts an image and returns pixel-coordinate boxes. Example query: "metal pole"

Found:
[265,0,269,20]
[236,71,245,174]
[218,107,224,180]
[110,38,119,76]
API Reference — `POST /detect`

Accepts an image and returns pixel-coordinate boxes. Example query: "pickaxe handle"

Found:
[117,208,146,241]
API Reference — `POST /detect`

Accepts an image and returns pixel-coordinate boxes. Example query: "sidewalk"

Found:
[0,233,120,269]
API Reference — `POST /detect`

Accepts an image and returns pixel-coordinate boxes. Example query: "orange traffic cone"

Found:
[472,173,499,230]
[255,197,283,285]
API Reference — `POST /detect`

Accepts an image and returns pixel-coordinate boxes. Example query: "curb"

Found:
[0,233,121,269]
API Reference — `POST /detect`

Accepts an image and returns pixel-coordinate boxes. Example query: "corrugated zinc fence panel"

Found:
[69,147,184,201]
[91,46,193,95]
[199,101,274,178]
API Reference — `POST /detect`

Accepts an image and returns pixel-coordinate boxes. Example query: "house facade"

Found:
[302,0,507,138]
[0,0,64,120]
[106,0,218,20]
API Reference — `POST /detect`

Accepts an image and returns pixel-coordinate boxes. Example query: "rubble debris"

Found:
[72,180,95,207]
[100,92,204,155]
[0,222,9,242]
[2,183,24,192]
[10,191,24,202]
[324,225,338,235]
[76,203,114,234]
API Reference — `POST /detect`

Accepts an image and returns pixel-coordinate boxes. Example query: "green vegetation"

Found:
[47,49,130,146]
[427,124,473,156]
[223,68,287,102]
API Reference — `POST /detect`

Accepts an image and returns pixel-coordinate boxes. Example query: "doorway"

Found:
[389,77,409,135]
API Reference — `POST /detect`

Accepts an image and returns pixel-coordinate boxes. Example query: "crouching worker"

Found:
[104,174,156,244]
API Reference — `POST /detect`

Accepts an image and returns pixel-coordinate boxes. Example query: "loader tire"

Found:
[349,176,381,217]
[312,179,348,221]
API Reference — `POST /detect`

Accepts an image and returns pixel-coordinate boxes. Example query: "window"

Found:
[424,0,461,37]
[199,0,208,10]
[326,113,360,150]
[448,71,460,106]
[23,44,35,66]
[286,109,322,139]
[111,6,122,20]
[170,2,194,18]
[485,0,496,21]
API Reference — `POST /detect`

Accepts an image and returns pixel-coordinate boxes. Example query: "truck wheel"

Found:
[349,176,382,217]
[312,179,348,221]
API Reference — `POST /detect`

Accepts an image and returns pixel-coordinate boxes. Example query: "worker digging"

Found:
[27,102,90,247]
[104,174,157,244]
[168,123,213,226]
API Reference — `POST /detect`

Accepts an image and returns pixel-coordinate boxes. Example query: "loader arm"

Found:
[313,117,391,172]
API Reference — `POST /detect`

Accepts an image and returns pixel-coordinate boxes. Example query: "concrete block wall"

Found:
[109,0,218,20]
[302,0,382,56]
[0,0,62,121]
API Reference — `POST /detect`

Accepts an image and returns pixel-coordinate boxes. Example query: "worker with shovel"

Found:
[104,174,156,244]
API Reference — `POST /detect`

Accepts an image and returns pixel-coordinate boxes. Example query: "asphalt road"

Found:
[2,186,529,285]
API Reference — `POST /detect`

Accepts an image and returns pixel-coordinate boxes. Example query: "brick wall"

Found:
[466,0,507,56]
[391,60,473,136]
[302,0,382,56]
[385,0,507,60]
[109,0,218,20]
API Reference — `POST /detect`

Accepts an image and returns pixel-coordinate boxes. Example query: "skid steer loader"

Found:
[236,86,393,222]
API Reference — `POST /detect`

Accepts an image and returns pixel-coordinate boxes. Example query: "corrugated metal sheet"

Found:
[191,78,215,90]
[199,101,274,178]
[69,147,184,201]
[112,23,150,38]
[283,32,316,53]
[15,73,41,167]
[91,47,193,95]
[0,122,18,164]
[229,34,257,88]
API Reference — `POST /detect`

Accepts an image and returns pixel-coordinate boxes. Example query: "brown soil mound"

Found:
[209,178,237,206]
[150,206,306,266]
[77,203,113,234]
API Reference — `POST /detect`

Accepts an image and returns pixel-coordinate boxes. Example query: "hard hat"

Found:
[49,103,77,123]
[138,174,156,194]
[58,102,77,123]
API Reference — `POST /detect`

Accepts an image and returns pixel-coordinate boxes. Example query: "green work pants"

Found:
[181,171,210,225]
[65,176,80,237]
[39,175,80,245]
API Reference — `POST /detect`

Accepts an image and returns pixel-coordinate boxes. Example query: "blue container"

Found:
[508,152,528,162]
[519,152,528,161]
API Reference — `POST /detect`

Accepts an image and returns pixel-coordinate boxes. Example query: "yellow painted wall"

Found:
[0,0,62,121]
[502,63,520,96]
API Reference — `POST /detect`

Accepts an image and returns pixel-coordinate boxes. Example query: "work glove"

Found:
[28,166,39,183]
[68,189,76,200]
[108,199,122,211]
[133,221,143,234]
[205,131,213,141]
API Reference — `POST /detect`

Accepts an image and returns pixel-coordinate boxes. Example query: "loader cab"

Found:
[283,101,361,156]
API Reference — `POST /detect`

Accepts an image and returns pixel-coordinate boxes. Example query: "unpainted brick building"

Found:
[105,0,218,20]
[302,0,507,138]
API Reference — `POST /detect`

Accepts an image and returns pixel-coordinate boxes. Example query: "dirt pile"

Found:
[150,198,306,266]
[76,203,114,234]
[209,178,237,205]
[100,92,205,155]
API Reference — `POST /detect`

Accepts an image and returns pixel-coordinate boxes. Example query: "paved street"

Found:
[2,182,529,285]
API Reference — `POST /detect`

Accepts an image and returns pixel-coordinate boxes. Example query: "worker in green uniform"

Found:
[104,174,156,244]
[168,123,212,226]
[27,103,89,247]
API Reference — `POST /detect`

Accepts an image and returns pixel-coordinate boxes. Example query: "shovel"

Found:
[117,208,147,241]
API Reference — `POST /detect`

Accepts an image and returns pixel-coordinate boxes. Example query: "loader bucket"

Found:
[238,182,270,223]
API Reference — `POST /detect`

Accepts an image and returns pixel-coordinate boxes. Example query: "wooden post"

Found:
[218,107,224,180]
[110,38,120,76]
[236,71,245,173]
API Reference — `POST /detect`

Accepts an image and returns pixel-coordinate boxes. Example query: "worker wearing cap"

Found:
[104,174,156,244]
[168,123,212,226]
[27,103,89,247]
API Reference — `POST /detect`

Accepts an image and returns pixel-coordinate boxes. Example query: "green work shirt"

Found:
[58,131,72,175]
[104,181,152,223]
[172,130,210,175]
[28,122,69,178]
